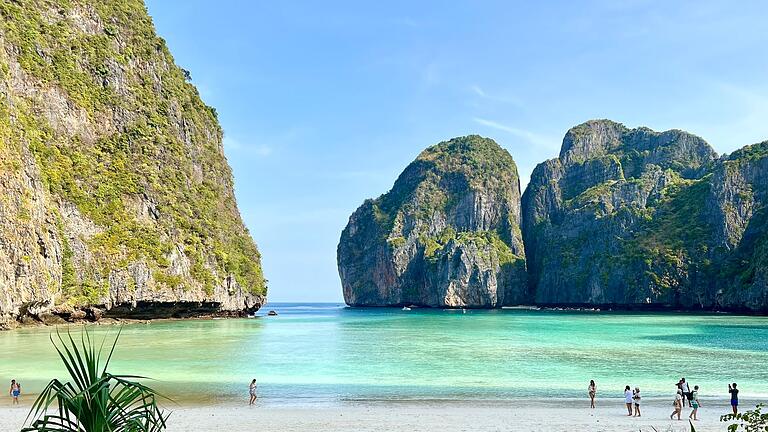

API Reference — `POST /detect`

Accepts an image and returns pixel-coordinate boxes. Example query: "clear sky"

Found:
[145,0,768,303]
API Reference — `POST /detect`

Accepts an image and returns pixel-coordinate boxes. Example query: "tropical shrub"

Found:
[23,328,169,432]
[721,404,768,432]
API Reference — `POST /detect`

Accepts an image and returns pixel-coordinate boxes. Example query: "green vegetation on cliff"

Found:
[375,135,522,246]
[522,120,720,305]
[620,176,714,292]
[524,120,768,311]
[0,0,265,306]
[728,140,768,162]
[339,135,528,307]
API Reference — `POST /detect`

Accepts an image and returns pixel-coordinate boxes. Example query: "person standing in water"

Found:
[588,380,596,409]
[9,380,20,405]
[689,385,701,421]
[624,385,633,416]
[249,379,258,405]
[632,387,641,417]
[729,383,739,415]
[248,379,258,405]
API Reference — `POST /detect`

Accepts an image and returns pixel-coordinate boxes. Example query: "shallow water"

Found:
[1,304,767,406]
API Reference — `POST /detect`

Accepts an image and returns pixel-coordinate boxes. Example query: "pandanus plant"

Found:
[23,328,169,432]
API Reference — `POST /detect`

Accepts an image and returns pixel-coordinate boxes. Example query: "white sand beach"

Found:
[2,399,743,431]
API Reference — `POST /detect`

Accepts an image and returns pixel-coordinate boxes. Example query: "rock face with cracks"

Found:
[338,135,527,308]
[522,120,768,312]
[341,120,768,313]
[0,0,265,328]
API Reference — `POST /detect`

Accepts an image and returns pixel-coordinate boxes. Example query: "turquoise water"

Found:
[1,304,767,405]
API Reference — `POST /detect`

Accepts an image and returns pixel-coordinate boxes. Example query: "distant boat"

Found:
[267,310,278,316]
[402,306,411,311]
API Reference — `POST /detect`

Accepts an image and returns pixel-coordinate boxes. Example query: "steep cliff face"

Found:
[340,121,768,312]
[522,120,768,311]
[522,120,717,305]
[0,0,265,327]
[338,135,527,307]
[704,142,768,310]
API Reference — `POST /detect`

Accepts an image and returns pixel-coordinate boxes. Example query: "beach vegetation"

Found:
[721,404,768,432]
[23,327,169,432]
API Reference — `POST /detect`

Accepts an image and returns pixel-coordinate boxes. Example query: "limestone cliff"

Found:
[697,141,768,310]
[338,135,527,307]
[522,120,768,312]
[0,0,265,327]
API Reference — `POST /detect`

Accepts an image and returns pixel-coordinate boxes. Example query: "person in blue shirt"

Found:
[729,383,739,415]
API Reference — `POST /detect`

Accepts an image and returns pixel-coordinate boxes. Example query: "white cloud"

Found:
[469,84,525,107]
[470,84,488,98]
[472,117,558,149]
[223,136,273,157]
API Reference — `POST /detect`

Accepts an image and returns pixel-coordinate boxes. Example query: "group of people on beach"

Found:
[622,385,643,417]
[9,373,747,421]
[588,377,740,421]
[588,380,646,418]
[669,377,701,420]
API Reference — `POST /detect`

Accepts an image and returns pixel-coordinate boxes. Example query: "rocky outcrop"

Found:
[522,120,768,312]
[338,135,527,308]
[705,142,768,310]
[0,0,265,328]
[340,121,768,312]
[521,120,717,306]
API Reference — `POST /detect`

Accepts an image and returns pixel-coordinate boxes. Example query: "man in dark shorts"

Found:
[680,378,692,407]
[729,383,739,414]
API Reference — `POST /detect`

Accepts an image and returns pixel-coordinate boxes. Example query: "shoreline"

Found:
[0,311,270,331]
[1,300,269,331]
[4,302,767,331]
[348,303,768,316]
[3,398,746,431]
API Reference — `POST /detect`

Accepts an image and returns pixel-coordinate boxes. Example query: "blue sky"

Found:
[145,0,768,302]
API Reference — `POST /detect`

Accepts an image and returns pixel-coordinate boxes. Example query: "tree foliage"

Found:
[23,328,169,432]
[721,404,768,432]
